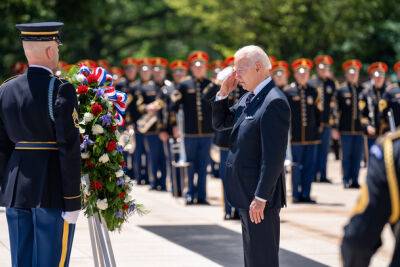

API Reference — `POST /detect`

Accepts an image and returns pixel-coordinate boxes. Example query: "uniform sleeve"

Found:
[0,113,14,185]
[54,82,82,211]
[341,145,391,267]
[169,83,185,112]
[360,90,372,132]
[255,99,290,201]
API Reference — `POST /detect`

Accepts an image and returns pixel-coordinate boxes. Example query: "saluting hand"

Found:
[218,71,238,98]
[249,198,266,224]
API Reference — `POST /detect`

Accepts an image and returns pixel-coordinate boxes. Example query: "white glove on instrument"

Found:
[62,210,80,224]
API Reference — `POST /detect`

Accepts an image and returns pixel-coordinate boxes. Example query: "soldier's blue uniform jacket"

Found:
[341,131,400,267]
[380,84,400,133]
[308,77,336,126]
[0,66,81,211]
[170,77,219,136]
[335,82,365,133]
[360,84,387,137]
[284,83,321,144]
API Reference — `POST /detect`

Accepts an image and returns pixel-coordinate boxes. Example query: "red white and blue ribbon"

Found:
[100,86,127,126]
[78,65,127,125]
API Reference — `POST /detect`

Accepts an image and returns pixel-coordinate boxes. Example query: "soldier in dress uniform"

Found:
[136,57,167,191]
[271,60,290,90]
[0,22,80,267]
[380,83,400,132]
[309,55,337,183]
[170,51,219,205]
[360,62,389,153]
[341,130,400,267]
[168,60,189,196]
[110,66,124,84]
[334,60,365,189]
[285,58,321,203]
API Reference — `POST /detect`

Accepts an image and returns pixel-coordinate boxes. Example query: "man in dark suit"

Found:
[212,45,290,267]
[0,22,81,266]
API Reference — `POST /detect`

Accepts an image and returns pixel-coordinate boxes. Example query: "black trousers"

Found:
[239,208,280,267]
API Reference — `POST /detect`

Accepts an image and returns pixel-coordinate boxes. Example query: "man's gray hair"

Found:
[234,45,272,70]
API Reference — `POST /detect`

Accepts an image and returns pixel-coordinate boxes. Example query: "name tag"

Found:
[344,93,351,97]
[245,115,254,120]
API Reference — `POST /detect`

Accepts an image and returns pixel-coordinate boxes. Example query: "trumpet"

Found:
[136,99,165,134]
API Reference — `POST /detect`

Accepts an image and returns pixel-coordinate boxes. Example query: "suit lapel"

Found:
[231,79,275,134]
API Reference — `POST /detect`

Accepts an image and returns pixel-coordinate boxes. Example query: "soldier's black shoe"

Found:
[292,196,303,203]
[343,182,351,189]
[185,197,194,205]
[319,178,332,183]
[196,199,210,205]
[302,197,317,204]
[350,182,360,189]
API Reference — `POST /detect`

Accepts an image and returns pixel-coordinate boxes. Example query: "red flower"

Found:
[106,140,117,152]
[77,85,89,94]
[120,160,126,168]
[87,74,98,84]
[123,204,129,210]
[110,125,117,132]
[91,180,103,190]
[86,160,95,169]
[118,192,126,199]
[91,103,103,116]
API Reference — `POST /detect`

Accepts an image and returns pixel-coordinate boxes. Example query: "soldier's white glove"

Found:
[62,210,80,224]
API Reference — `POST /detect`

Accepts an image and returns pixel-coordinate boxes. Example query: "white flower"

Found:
[92,124,104,135]
[96,199,108,210]
[83,113,94,123]
[79,127,86,134]
[75,73,86,83]
[115,169,124,178]
[81,152,90,159]
[99,153,110,164]
[124,175,131,183]
[126,184,133,194]
[124,194,132,203]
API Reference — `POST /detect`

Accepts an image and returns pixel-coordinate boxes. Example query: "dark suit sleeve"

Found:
[341,145,390,267]
[0,114,14,186]
[169,83,185,112]
[54,82,82,211]
[212,97,237,131]
[255,99,290,201]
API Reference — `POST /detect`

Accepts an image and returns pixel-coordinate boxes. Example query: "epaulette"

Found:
[181,76,191,82]
[1,75,19,86]
[283,84,292,91]
[386,83,399,91]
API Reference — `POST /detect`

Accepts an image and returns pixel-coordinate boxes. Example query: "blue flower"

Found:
[95,88,105,97]
[117,145,124,153]
[100,114,112,127]
[80,135,94,151]
[115,211,123,219]
[116,177,125,186]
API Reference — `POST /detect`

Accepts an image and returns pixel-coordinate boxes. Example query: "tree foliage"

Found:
[1,0,399,80]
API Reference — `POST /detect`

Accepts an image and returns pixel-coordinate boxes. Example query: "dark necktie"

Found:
[246,92,255,107]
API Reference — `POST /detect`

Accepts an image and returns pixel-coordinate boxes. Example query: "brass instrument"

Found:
[136,98,164,134]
